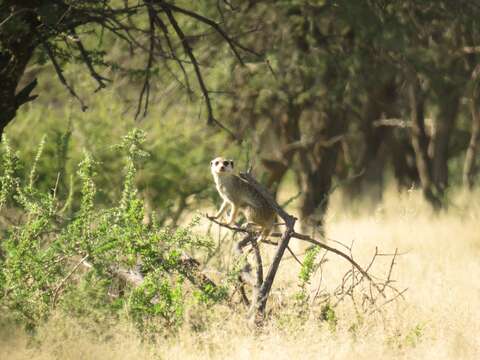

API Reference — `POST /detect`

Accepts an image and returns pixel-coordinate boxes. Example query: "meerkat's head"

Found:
[210,157,234,177]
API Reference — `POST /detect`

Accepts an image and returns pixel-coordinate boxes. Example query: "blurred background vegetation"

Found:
[2,0,480,227]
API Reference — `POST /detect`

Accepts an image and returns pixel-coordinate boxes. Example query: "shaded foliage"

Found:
[209,0,480,226]
[0,0,251,137]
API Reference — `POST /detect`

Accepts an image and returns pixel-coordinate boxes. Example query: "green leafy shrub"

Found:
[0,129,220,333]
[295,246,321,312]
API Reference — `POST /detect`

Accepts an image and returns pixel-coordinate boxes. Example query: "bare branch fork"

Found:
[40,38,88,111]
[205,170,297,322]
[52,254,89,307]
[135,3,157,120]
[18,1,254,138]
[70,28,110,92]
[158,2,240,140]
[206,170,405,324]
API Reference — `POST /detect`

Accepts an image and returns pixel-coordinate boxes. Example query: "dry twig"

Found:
[52,254,89,307]
[205,169,405,323]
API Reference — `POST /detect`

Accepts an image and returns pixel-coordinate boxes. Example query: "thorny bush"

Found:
[0,129,224,333]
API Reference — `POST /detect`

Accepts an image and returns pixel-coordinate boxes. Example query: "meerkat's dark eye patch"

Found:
[215,161,219,166]
[223,161,230,167]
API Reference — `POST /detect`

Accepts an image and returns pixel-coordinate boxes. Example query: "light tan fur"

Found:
[210,157,275,241]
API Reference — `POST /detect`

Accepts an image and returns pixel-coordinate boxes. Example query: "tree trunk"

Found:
[431,83,460,194]
[407,73,442,209]
[346,79,398,204]
[298,108,346,233]
[463,92,480,189]
[261,102,302,198]
[390,132,420,189]
[463,64,480,190]
[0,5,38,139]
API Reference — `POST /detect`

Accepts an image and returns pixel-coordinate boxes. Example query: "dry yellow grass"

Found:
[1,188,479,359]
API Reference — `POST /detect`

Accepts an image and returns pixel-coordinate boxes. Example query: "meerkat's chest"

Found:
[217,183,235,200]
[216,177,241,203]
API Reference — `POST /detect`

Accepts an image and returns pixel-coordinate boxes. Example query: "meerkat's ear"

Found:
[230,160,234,168]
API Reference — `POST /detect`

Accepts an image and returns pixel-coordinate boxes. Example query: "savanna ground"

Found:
[1,187,479,360]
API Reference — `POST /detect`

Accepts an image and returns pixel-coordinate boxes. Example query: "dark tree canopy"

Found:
[0,0,250,137]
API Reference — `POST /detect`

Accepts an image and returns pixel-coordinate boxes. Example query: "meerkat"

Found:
[210,157,275,241]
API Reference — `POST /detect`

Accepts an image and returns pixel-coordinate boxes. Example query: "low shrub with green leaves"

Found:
[0,129,224,333]
[295,246,321,309]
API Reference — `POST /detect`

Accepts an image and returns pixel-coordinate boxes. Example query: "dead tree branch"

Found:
[135,4,156,119]
[40,39,87,111]
[204,169,404,324]
[159,1,256,62]
[52,254,89,307]
[159,3,239,140]
[5,1,255,138]
[71,29,110,92]
[373,118,411,128]
[81,252,218,294]
[289,232,384,296]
